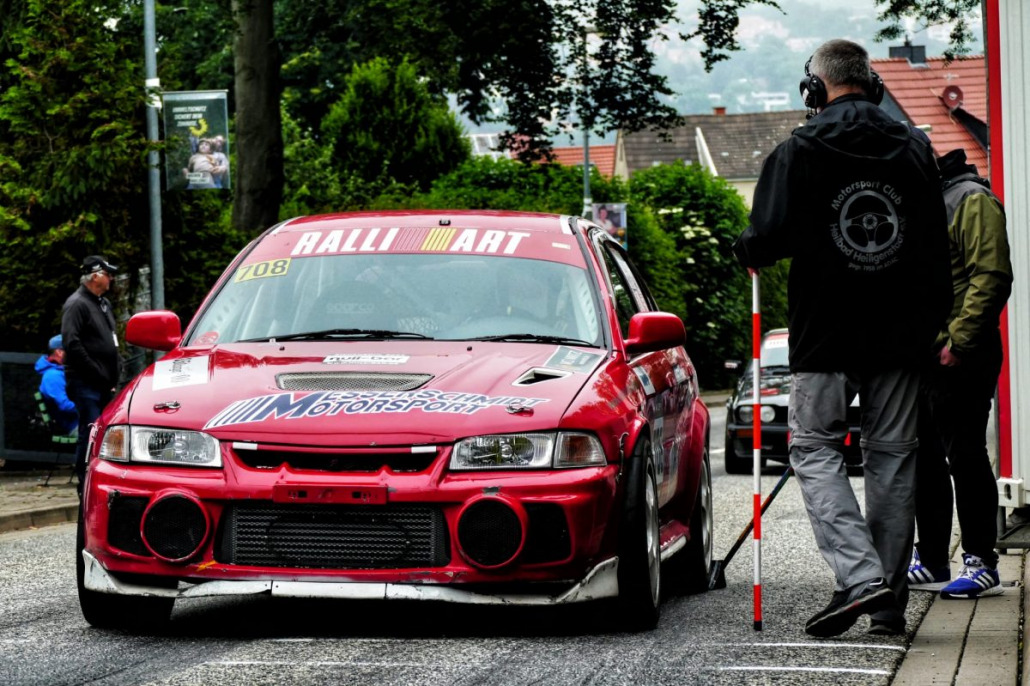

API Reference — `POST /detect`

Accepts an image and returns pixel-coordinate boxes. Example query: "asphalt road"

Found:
[0,404,931,686]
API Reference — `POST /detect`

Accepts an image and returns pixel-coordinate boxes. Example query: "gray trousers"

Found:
[789,368,919,618]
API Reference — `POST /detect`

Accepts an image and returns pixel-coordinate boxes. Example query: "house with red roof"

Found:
[873,42,989,177]
[466,133,617,178]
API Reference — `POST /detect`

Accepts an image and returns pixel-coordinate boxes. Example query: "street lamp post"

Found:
[143,0,164,310]
[581,28,593,220]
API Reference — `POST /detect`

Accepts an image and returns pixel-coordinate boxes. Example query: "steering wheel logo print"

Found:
[839,190,899,254]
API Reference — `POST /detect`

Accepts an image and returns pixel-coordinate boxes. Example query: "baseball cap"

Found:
[48,335,62,351]
[81,255,119,275]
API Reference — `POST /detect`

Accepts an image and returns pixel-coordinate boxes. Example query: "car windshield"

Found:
[760,334,789,368]
[186,253,603,346]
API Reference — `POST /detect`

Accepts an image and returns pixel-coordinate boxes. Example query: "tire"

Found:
[724,432,753,474]
[77,513,175,631]
[677,450,713,593]
[616,438,661,631]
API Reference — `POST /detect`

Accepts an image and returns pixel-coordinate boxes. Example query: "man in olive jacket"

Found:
[908,149,1013,599]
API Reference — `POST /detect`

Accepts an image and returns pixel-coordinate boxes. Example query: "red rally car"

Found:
[77,211,712,631]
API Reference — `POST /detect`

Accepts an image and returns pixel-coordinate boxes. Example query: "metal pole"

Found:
[582,29,592,219]
[144,0,164,310]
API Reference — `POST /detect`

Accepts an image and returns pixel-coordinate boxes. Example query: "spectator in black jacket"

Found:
[61,255,121,492]
[733,39,953,638]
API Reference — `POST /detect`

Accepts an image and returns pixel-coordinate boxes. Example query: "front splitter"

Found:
[82,551,620,605]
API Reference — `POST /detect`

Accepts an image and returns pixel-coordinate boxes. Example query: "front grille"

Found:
[277,372,432,392]
[215,502,449,569]
[234,448,437,472]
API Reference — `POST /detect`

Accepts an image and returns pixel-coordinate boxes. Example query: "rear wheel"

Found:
[77,513,175,631]
[616,438,661,631]
[679,450,713,593]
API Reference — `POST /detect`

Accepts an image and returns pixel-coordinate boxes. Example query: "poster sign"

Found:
[592,203,627,249]
[163,91,230,191]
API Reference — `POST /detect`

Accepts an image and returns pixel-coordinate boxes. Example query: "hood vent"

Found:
[277,372,432,392]
[513,368,571,386]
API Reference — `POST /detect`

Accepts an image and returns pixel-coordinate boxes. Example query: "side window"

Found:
[597,242,644,338]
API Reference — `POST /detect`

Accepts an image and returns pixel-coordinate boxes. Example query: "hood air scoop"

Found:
[513,368,571,386]
[277,372,433,392]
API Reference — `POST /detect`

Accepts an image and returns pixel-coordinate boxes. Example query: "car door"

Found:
[594,236,693,505]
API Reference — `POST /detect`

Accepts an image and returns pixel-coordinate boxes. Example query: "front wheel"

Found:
[677,450,713,593]
[77,514,175,631]
[616,438,661,631]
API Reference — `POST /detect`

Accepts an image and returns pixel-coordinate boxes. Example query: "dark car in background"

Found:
[723,328,861,474]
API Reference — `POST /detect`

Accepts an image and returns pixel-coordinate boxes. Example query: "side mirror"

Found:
[126,311,181,351]
[624,312,686,355]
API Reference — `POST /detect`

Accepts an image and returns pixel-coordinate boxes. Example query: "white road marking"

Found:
[720,666,891,676]
[716,641,905,652]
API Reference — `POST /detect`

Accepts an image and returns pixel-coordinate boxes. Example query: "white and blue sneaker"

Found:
[940,554,1003,599]
[907,548,951,591]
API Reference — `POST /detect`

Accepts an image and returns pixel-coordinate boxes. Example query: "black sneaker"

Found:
[805,577,896,638]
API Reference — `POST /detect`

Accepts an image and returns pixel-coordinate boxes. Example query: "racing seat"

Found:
[33,391,76,486]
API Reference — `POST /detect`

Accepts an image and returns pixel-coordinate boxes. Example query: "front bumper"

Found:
[83,447,622,592]
[726,421,863,463]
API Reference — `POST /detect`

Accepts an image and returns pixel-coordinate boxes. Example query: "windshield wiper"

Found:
[466,333,597,347]
[238,328,433,342]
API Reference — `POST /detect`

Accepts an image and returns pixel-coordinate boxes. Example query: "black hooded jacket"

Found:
[61,284,120,390]
[734,94,953,372]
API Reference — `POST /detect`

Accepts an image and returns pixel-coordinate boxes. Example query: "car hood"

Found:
[127,342,606,445]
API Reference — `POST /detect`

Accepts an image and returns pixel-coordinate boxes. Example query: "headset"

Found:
[799,56,884,111]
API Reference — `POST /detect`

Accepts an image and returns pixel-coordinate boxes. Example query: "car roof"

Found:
[275,210,576,236]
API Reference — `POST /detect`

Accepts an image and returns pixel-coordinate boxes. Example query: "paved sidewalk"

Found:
[0,467,79,533]
[0,464,1023,684]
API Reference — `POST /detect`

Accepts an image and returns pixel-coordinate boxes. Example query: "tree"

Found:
[629,161,766,388]
[0,0,149,351]
[321,58,470,193]
[874,0,981,59]
[231,0,283,234]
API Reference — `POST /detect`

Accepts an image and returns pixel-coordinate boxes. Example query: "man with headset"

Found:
[733,39,952,637]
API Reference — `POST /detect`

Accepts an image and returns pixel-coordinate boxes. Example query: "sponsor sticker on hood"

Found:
[544,346,603,373]
[153,356,210,390]
[323,354,410,365]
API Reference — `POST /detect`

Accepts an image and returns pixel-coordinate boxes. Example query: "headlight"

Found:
[99,426,222,467]
[450,432,607,470]
[737,405,776,424]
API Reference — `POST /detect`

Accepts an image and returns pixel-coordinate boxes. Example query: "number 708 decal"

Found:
[234,258,291,283]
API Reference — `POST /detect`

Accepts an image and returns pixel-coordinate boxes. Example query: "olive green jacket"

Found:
[939,173,1013,357]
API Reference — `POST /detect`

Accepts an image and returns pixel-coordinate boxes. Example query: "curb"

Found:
[0,502,79,535]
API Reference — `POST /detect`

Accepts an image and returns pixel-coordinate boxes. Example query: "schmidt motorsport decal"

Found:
[830,181,905,271]
[204,390,550,429]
